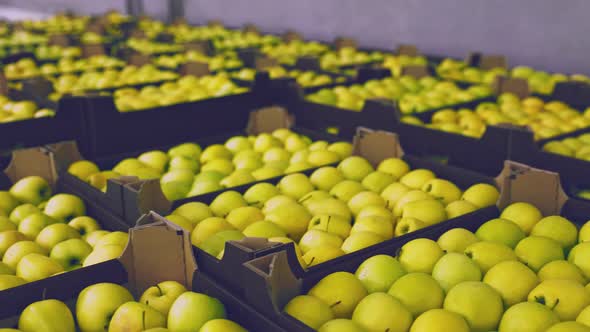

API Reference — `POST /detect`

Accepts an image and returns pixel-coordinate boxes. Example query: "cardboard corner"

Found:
[400,65,431,78]
[352,127,404,166]
[255,56,279,70]
[4,146,59,188]
[282,30,302,42]
[396,44,420,56]
[129,53,152,67]
[82,44,106,58]
[334,37,357,50]
[120,211,196,295]
[243,24,260,34]
[246,106,292,135]
[43,141,84,174]
[493,76,530,99]
[494,160,568,216]
[48,34,70,47]
[179,61,210,77]
[125,178,173,217]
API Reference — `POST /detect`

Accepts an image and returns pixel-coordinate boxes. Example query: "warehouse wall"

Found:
[1,0,589,74]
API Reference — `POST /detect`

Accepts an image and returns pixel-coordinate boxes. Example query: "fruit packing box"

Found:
[174,127,498,302]
[53,106,342,227]
[236,160,590,331]
[0,212,285,331]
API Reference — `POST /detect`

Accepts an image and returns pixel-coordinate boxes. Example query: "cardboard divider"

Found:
[184,39,215,56]
[396,44,420,56]
[466,52,508,69]
[282,30,303,42]
[334,37,358,50]
[493,76,530,98]
[400,65,432,78]
[243,24,260,34]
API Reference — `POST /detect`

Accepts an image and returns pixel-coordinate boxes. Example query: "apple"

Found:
[445,200,478,218]
[0,274,26,290]
[302,244,346,267]
[0,191,19,215]
[310,167,344,191]
[16,253,63,282]
[337,156,374,181]
[352,292,412,332]
[50,238,92,270]
[85,230,110,247]
[200,319,247,332]
[220,170,255,187]
[499,302,560,332]
[168,142,202,160]
[36,223,81,250]
[351,216,393,239]
[401,199,447,226]
[284,135,309,152]
[113,158,145,175]
[577,305,590,327]
[307,150,341,167]
[9,176,52,205]
[464,241,517,273]
[360,171,395,194]
[160,169,195,201]
[266,203,311,241]
[168,292,226,331]
[437,228,479,253]
[348,191,386,216]
[68,216,100,237]
[431,252,482,292]
[398,238,443,274]
[251,166,283,180]
[444,281,503,332]
[356,206,394,223]
[18,299,75,332]
[306,198,352,223]
[393,190,432,217]
[225,136,252,153]
[461,183,500,207]
[3,240,47,269]
[0,261,14,275]
[83,244,125,266]
[138,151,169,173]
[190,217,234,246]
[515,236,564,271]
[327,142,353,159]
[263,195,296,214]
[539,259,587,285]
[0,216,16,232]
[187,180,223,196]
[341,231,384,253]
[140,281,187,317]
[226,206,264,231]
[233,153,263,171]
[409,309,470,332]
[500,202,543,234]
[547,322,590,332]
[484,260,538,306]
[278,173,314,200]
[377,158,410,179]
[169,156,200,173]
[475,218,526,249]
[299,229,343,253]
[308,215,351,239]
[318,319,365,332]
[284,295,334,329]
[166,215,196,231]
[9,204,41,224]
[330,180,365,202]
[95,231,128,248]
[299,191,332,208]
[263,147,291,164]
[109,301,166,331]
[76,282,134,332]
[43,194,86,222]
[421,179,461,205]
[199,230,245,257]
[253,134,281,153]
[200,144,232,163]
[394,217,426,237]
[399,169,436,189]
[308,272,368,318]
[210,191,247,217]
[388,272,444,317]
[529,279,590,320]
[242,220,287,238]
[355,254,406,293]
[243,183,280,207]
[17,213,57,240]
[531,215,578,251]
[0,230,27,257]
[68,160,101,181]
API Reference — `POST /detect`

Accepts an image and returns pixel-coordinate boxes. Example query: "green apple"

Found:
[398,238,443,273]
[484,260,538,306]
[266,203,311,241]
[341,231,384,253]
[113,158,145,175]
[337,156,374,181]
[356,206,394,223]
[83,244,125,266]
[0,274,26,290]
[9,204,41,224]
[109,301,166,331]
[18,299,75,332]
[308,215,351,239]
[243,220,286,238]
[138,151,169,173]
[0,191,19,215]
[431,252,482,292]
[464,241,517,273]
[68,216,100,237]
[310,167,344,191]
[308,272,368,318]
[577,305,590,327]
[395,217,426,237]
[278,173,314,200]
[168,143,202,160]
[547,322,590,332]
[18,213,57,240]
[0,230,27,257]
[210,191,247,217]
[187,180,223,196]
[0,216,16,232]
[168,292,226,331]
[360,171,395,194]
[299,229,343,253]
[531,215,578,251]
[309,140,329,151]
[475,218,526,248]
[284,135,309,153]
[399,169,435,189]
[539,260,587,284]
[263,147,291,164]
[443,281,503,332]
[85,230,110,247]
[319,319,365,332]
[445,200,478,218]
[190,217,234,246]
[194,171,225,183]
[290,150,310,164]
[253,134,281,153]
[388,272,444,317]
[200,319,247,332]
[284,295,334,329]
[172,202,213,225]
[500,202,543,234]
[166,215,195,231]
[306,198,352,223]
[9,176,52,205]
[348,191,386,216]
[529,279,590,320]
[377,158,410,179]
[76,282,134,332]
[160,169,195,201]
[307,150,341,167]
[393,190,432,217]
[299,191,332,208]
[272,129,293,142]
[352,292,412,332]
[263,195,296,214]
[243,183,280,207]
[225,136,252,153]
[0,261,14,275]
[355,255,406,293]
[50,238,92,270]
[220,170,256,187]
[36,223,80,250]
[461,183,500,208]
[233,153,263,171]
[226,206,264,231]
[409,309,470,332]
[437,228,479,253]
[499,302,560,332]
[43,194,86,222]
[199,230,245,257]
[401,198,447,226]
[421,179,461,205]
[579,220,590,242]
[3,240,46,268]
[95,231,128,248]
[330,180,365,202]
[351,216,393,239]
[16,253,63,282]
[515,236,564,271]
[200,144,232,163]
[169,156,200,173]
[140,281,187,316]
[251,166,283,180]
[327,142,353,159]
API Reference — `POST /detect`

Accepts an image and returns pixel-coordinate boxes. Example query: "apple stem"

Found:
[308,256,315,265]
[330,301,341,308]
[327,216,331,229]
[142,310,146,330]
[155,284,162,296]
[552,298,560,310]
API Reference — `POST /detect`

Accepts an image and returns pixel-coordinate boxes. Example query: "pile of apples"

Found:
[10,280,248,331]
[232,67,345,87]
[0,31,47,48]
[168,24,234,43]
[285,201,590,332]
[113,73,247,111]
[126,38,184,55]
[20,14,88,34]
[4,56,125,79]
[260,40,330,65]
[167,155,498,267]
[50,65,179,95]
[211,32,280,51]
[0,176,128,291]
[543,131,590,160]
[68,129,352,200]
[307,76,492,111]
[319,47,385,70]
[34,45,81,60]
[380,54,429,77]
[0,96,54,123]
[404,94,589,139]
[153,50,243,71]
